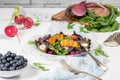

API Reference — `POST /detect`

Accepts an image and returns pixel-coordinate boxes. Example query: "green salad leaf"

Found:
[28,40,35,44]
[49,40,68,55]
[79,27,89,33]
[67,23,75,29]
[66,4,120,32]
[94,44,109,57]
[79,4,120,32]
[34,62,49,71]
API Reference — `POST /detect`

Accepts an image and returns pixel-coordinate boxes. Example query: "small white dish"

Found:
[0,66,27,78]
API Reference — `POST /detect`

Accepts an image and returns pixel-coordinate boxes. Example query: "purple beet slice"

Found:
[70,1,87,18]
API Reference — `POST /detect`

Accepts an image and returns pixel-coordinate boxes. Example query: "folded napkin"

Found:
[38,54,107,80]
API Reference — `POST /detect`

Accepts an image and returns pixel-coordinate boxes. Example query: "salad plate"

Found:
[27,22,99,61]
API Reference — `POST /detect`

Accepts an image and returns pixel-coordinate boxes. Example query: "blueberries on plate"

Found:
[0,51,28,71]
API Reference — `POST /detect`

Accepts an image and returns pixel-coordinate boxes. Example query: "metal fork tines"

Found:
[60,59,103,80]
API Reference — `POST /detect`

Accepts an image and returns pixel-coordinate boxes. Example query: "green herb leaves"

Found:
[49,40,68,55]
[67,23,75,29]
[9,6,20,25]
[34,62,49,71]
[78,4,120,32]
[79,27,88,33]
[94,44,109,57]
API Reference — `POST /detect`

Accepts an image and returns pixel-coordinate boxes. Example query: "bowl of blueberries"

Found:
[0,51,28,78]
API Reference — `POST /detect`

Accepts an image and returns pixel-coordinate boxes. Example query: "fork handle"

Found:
[86,51,108,71]
[60,59,102,80]
[75,71,102,80]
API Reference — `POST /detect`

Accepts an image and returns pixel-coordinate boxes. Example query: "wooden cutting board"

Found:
[52,7,110,25]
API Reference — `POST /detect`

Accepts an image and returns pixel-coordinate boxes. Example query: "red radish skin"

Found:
[71,1,87,18]
[14,14,25,24]
[70,51,76,55]
[4,25,21,43]
[23,17,34,28]
[4,25,18,37]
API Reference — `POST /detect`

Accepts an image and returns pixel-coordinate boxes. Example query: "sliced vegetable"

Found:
[70,1,87,18]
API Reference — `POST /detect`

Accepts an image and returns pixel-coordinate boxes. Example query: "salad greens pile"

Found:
[49,39,69,55]
[67,4,120,32]
[79,4,120,32]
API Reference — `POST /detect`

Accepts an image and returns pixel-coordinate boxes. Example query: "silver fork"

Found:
[80,42,108,71]
[60,59,103,80]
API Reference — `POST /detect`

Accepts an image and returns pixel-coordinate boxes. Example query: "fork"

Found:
[80,41,108,71]
[60,59,102,80]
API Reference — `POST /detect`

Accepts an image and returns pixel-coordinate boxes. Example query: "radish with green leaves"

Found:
[10,6,40,29]
[14,14,25,24]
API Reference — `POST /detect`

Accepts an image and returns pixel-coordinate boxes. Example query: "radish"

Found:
[14,14,25,24]
[4,25,20,42]
[23,17,34,28]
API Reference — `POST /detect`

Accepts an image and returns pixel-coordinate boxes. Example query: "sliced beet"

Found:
[70,1,87,18]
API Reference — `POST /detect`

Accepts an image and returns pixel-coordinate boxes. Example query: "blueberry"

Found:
[18,55,24,60]
[0,56,5,60]
[19,66,23,69]
[1,59,7,64]
[15,67,19,70]
[23,62,27,67]
[6,57,12,62]
[10,61,14,64]
[5,54,9,57]
[9,67,15,71]
[15,56,20,60]
[11,53,16,58]
[0,53,3,57]
[6,51,12,56]
[16,61,20,66]
[12,63,17,68]
[24,58,28,62]
[5,63,10,67]
[0,60,2,64]
[13,59,17,63]
[0,64,5,68]
[18,60,22,65]
[1,67,7,71]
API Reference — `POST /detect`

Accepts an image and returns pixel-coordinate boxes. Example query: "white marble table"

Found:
[0,8,120,80]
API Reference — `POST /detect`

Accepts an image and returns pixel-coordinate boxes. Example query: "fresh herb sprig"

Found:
[34,62,49,71]
[67,23,75,29]
[79,4,120,32]
[94,44,109,57]
[67,4,120,32]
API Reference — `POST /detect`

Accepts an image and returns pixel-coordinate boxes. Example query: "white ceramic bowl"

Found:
[0,40,28,78]
[0,66,27,78]
[26,21,97,61]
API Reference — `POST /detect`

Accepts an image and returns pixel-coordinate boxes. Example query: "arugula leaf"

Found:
[79,27,89,33]
[28,40,35,44]
[67,23,75,29]
[77,4,120,32]
[49,40,68,55]
[34,62,49,71]
[94,44,109,57]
